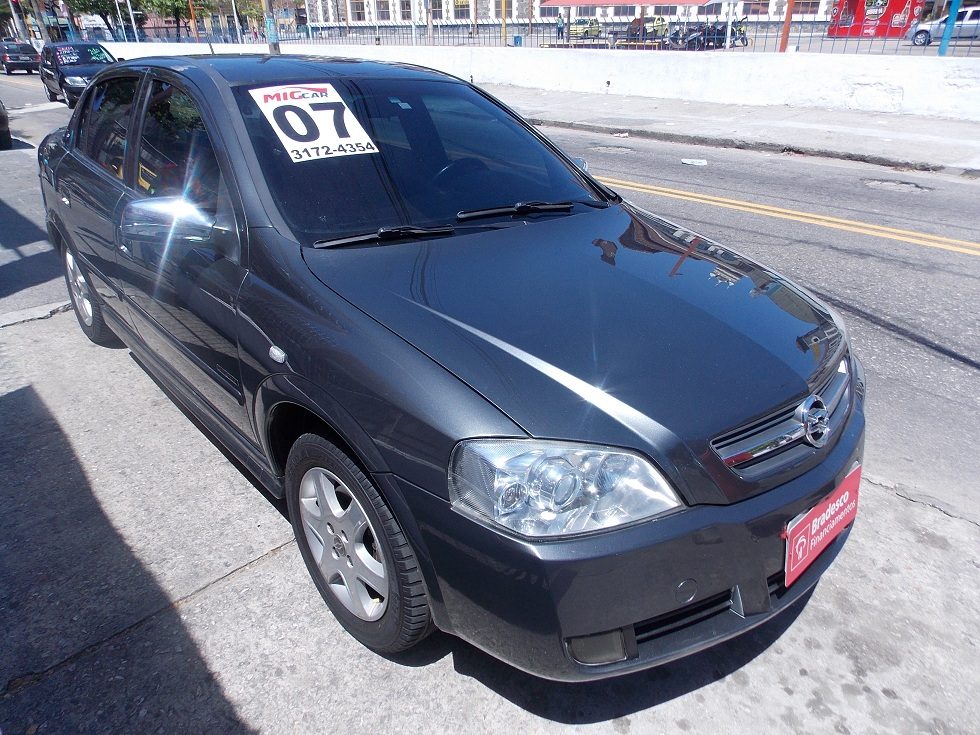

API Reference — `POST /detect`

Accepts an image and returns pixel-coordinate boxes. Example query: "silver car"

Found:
[909,7,980,46]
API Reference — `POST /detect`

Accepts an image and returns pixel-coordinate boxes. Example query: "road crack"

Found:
[864,474,980,529]
[0,303,71,330]
[1,538,296,699]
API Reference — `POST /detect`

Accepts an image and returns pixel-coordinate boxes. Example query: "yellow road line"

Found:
[597,175,980,258]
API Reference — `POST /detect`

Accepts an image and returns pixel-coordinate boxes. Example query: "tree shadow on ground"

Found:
[0,384,254,733]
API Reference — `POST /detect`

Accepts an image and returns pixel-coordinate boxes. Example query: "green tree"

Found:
[141,0,213,39]
[68,0,139,36]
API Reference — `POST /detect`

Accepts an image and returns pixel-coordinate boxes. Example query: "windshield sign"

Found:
[55,45,113,66]
[235,78,599,243]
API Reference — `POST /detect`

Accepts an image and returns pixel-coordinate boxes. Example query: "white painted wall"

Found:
[104,42,980,121]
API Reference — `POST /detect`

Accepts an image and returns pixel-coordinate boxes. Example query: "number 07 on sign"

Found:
[249,84,379,163]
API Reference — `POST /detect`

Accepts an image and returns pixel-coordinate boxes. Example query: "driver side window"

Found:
[137,80,225,214]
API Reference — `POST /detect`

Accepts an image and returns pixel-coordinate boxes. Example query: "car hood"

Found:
[58,63,109,79]
[303,205,844,503]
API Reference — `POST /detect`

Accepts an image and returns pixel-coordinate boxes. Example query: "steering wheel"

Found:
[433,157,490,190]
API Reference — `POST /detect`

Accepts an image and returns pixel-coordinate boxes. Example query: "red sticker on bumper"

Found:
[784,465,861,587]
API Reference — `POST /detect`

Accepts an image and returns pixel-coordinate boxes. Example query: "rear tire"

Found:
[285,434,432,654]
[912,30,931,46]
[3,65,10,75]
[63,245,117,346]
[0,128,11,150]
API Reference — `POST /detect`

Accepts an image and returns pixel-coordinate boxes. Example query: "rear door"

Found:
[114,74,252,438]
[54,73,142,321]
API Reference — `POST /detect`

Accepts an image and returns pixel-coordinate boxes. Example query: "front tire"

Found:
[285,434,431,654]
[63,246,117,345]
[912,30,931,46]
[3,65,10,75]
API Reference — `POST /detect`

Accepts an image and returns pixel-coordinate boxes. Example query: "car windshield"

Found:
[54,44,113,66]
[234,78,603,243]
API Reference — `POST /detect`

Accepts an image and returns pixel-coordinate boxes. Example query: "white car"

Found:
[909,7,980,45]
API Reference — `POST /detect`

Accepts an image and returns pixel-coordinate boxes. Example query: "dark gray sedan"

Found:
[38,55,865,681]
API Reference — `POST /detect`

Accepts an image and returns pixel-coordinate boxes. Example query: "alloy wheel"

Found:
[65,250,94,327]
[298,466,388,621]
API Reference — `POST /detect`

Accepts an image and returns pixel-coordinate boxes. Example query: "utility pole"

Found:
[187,0,200,41]
[778,0,796,52]
[262,0,280,54]
[124,0,138,41]
[500,0,506,45]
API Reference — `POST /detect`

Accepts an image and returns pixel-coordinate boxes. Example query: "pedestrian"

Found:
[556,15,565,41]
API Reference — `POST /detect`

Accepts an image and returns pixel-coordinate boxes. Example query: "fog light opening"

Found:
[567,628,633,666]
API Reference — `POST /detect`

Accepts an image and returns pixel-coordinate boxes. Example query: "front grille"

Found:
[711,356,851,478]
[632,573,789,645]
[634,591,733,644]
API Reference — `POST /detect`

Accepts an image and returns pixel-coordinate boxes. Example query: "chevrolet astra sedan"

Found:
[38,55,865,681]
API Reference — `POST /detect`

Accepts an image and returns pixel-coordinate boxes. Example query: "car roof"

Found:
[113,54,459,87]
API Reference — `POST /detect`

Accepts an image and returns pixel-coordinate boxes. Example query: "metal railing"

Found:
[87,13,979,56]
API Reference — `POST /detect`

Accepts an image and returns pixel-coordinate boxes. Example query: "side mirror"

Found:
[572,156,589,172]
[120,197,215,247]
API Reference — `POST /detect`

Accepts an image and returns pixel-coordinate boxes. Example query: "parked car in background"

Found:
[0,97,11,149]
[569,18,602,39]
[909,6,980,45]
[2,42,40,74]
[39,54,865,682]
[39,41,115,108]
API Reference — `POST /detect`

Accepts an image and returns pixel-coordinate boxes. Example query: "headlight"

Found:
[64,76,87,87]
[449,439,682,538]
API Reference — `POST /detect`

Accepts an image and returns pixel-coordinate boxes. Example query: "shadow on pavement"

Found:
[0,384,253,733]
[0,197,60,302]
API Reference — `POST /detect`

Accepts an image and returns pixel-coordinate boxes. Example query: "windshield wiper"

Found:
[313,225,456,249]
[456,199,609,222]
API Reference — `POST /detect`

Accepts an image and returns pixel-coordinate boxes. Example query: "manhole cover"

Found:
[863,179,931,193]
[590,145,634,155]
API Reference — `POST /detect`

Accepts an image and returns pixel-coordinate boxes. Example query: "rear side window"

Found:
[77,76,139,180]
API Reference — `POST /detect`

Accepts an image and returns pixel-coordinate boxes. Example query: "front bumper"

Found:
[394,396,865,681]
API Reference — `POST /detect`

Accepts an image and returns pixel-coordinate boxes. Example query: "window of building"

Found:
[432,0,443,19]
[377,0,391,19]
[743,1,769,15]
[400,0,412,20]
[455,0,470,19]
[700,3,723,15]
[792,1,821,14]
[540,6,559,16]
[611,6,635,16]
[575,6,596,16]
[350,0,366,21]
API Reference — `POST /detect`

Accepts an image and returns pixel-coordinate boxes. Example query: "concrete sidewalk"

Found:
[484,84,980,175]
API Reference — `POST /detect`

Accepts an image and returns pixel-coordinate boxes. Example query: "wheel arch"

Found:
[256,375,449,625]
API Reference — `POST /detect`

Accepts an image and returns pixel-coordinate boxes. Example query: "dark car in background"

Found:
[39,41,115,108]
[2,42,40,74]
[37,55,865,682]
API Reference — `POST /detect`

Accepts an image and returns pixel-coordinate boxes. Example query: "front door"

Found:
[54,74,141,321]
[114,77,251,439]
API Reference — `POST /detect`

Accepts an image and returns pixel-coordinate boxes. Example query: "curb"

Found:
[525,117,980,178]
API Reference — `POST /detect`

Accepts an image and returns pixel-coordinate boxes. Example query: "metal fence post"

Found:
[778,0,796,52]
[938,0,963,56]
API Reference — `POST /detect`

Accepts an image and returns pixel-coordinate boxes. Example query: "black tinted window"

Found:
[54,44,113,66]
[235,78,597,242]
[137,81,223,212]
[77,76,138,180]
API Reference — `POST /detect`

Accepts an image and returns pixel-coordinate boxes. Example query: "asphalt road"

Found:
[1,74,978,734]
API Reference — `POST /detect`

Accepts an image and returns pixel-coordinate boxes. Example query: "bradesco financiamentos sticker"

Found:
[249,83,379,163]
